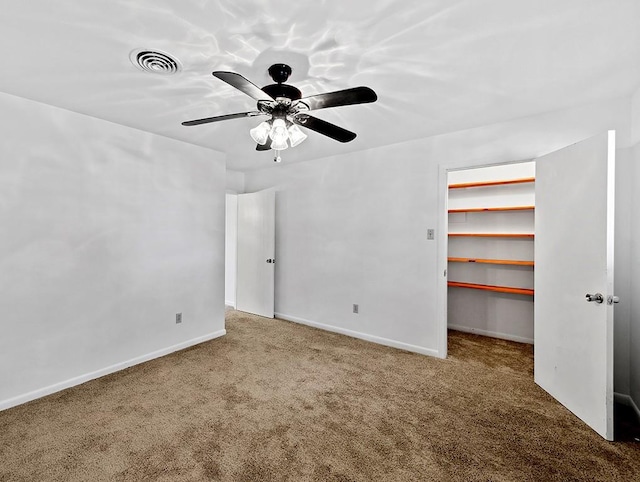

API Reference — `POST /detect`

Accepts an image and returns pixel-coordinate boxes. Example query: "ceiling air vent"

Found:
[130,49,181,75]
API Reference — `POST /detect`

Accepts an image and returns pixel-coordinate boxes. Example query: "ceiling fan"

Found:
[182,63,377,160]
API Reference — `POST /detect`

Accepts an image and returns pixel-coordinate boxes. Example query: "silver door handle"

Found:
[585,293,604,303]
[266,258,275,264]
[607,295,620,305]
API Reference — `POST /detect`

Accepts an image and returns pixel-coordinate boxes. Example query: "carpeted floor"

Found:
[1,310,639,481]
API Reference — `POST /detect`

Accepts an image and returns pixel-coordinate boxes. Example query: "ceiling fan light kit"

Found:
[182,63,378,163]
[249,118,308,151]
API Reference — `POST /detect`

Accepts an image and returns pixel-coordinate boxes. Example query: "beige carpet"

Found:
[1,310,639,481]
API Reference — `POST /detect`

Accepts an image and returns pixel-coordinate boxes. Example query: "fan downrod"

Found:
[268,63,292,84]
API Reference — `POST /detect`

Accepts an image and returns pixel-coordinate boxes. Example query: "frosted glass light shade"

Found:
[250,121,271,145]
[270,119,287,140]
[287,123,307,147]
[271,137,288,150]
[269,118,289,150]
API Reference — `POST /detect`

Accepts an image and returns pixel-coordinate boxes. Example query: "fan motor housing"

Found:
[261,83,302,100]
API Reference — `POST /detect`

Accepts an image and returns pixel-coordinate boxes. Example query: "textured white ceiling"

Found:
[1,0,639,171]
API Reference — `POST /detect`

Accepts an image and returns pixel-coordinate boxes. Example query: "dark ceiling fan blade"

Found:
[256,138,272,151]
[292,114,357,143]
[182,111,264,126]
[298,86,377,111]
[212,71,275,102]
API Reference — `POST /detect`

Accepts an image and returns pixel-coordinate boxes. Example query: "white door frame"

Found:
[225,193,238,309]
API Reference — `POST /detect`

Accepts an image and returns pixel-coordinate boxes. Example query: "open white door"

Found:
[535,131,616,440]
[236,190,275,318]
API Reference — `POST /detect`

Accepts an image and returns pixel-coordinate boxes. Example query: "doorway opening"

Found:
[438,132,618,441]
[446,161,536,350]
[226,190,276,318]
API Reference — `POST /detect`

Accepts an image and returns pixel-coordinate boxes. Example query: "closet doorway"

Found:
[438,131,616,440]
[447,161,535,344]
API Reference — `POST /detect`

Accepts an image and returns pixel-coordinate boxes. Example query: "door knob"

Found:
[607,295,620,305]
[585,293,604,304]
[266,258,275,264]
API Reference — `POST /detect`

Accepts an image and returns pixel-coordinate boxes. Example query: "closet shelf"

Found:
[448,257,534,267]
[448,281,534,296]
[448,205,534,213]
[448,177,535,189]
[448,233,534,238]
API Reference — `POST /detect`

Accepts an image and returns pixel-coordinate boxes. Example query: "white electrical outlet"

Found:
[176,313,182,324]
[427,228,435,240]
[353,304,359,314]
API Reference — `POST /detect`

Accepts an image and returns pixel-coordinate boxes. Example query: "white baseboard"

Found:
[0,329,226,412]
[225,301,236,309]
[614,392,640,421]
[275,312,440,357]
[448,324,534,345]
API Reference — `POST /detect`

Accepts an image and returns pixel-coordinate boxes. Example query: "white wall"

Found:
[0,92,227,409]
[244,97,632,365]
[225,194,238,307]
[631,141,640,413]
[630,85,640,414]
[226,169,245,194]
[614,147,632,398]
